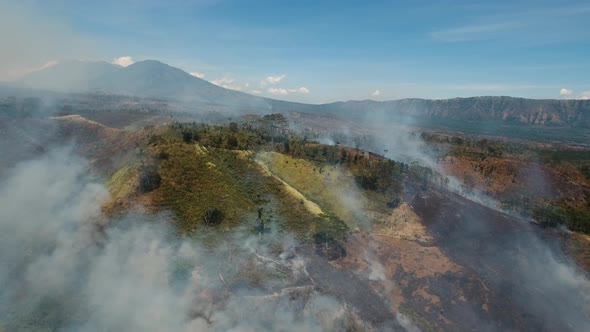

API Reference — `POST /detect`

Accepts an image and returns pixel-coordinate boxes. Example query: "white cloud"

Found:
[296,86,310,94]
[560,88,573,96]
[211,77,244,91]
[190,72,205,79]
[212,77,234,86]
[112,56,135,67]
[559,88,590,99]
[287,87,310,94]
[268,87,289,95]
[372,89,381,97]
[263,74,286,85]
[268,86,310,96]
[209,73,306,96]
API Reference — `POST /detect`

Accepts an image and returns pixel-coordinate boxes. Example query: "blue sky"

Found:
[2,0,590,102]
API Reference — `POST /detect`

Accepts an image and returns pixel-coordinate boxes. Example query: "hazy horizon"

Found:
[1,1,589,103]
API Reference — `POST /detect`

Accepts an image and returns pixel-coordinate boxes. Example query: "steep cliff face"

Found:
[320,97,590,129]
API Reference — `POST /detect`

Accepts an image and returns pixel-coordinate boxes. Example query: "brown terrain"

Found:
[2,112,590,331]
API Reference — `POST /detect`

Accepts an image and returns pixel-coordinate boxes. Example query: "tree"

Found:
[182,131,193,143]
[203,208,224,226]
[227,135,238,149]
[139,165,161,193]
[257,207,264,233]
[262,113,289,146]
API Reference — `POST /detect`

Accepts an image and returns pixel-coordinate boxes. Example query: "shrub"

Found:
[139,165,161,193]
[202,208,224,226]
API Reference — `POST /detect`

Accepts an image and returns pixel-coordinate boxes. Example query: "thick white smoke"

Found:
[0,148,365,331]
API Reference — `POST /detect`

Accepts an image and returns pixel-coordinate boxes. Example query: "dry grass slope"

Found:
[256,151,366,226]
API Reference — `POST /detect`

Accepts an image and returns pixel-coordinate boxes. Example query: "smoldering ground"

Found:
[0,148,372,332]
[296,109,590,330]
[366,117,590,330]
[410,188,590,331]
[310,108,514,213]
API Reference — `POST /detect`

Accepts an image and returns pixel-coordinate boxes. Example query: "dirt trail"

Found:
[254,158,324,216]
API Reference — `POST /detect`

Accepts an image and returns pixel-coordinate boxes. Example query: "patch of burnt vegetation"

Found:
[313,215,348,260]
[139,165,161,193]
[354,174,378,191]
[387,198,401,209]
[314,231,347,260]
[202,208,224,226]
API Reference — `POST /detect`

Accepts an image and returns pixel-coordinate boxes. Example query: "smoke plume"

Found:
[0,148,366,331]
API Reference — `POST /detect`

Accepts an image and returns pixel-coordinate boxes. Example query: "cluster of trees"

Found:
[0,97,44,118]
[421,132,532,158]
[420,131,590,234]
[165,114,292,151]
[313,214,348,260]
[163,114,457,211]
[167,121,262,150]
[533,205,590,233]
[352,160,407,195]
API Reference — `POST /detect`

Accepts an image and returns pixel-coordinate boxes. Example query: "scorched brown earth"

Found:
[2,112,590,331]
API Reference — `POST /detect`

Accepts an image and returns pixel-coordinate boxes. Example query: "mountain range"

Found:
[3,60,590,332]
[11,59,590,131]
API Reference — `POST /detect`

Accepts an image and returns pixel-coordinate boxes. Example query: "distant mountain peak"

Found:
[17,58,271,106]
[126,59,170,68]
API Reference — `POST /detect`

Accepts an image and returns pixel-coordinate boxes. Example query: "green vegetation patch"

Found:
[103,164,139,214]
[147,136,345,242]
[256,151,363,225]
[151,143,261,232]
[534,204,590,233]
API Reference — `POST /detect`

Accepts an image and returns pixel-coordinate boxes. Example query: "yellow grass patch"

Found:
[254,159,324,216]
[374,203,433,244]
[255,151,364,225]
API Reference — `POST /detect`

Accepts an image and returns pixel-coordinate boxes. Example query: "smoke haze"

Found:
[0,148,367,331]
[0,2,93,81]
